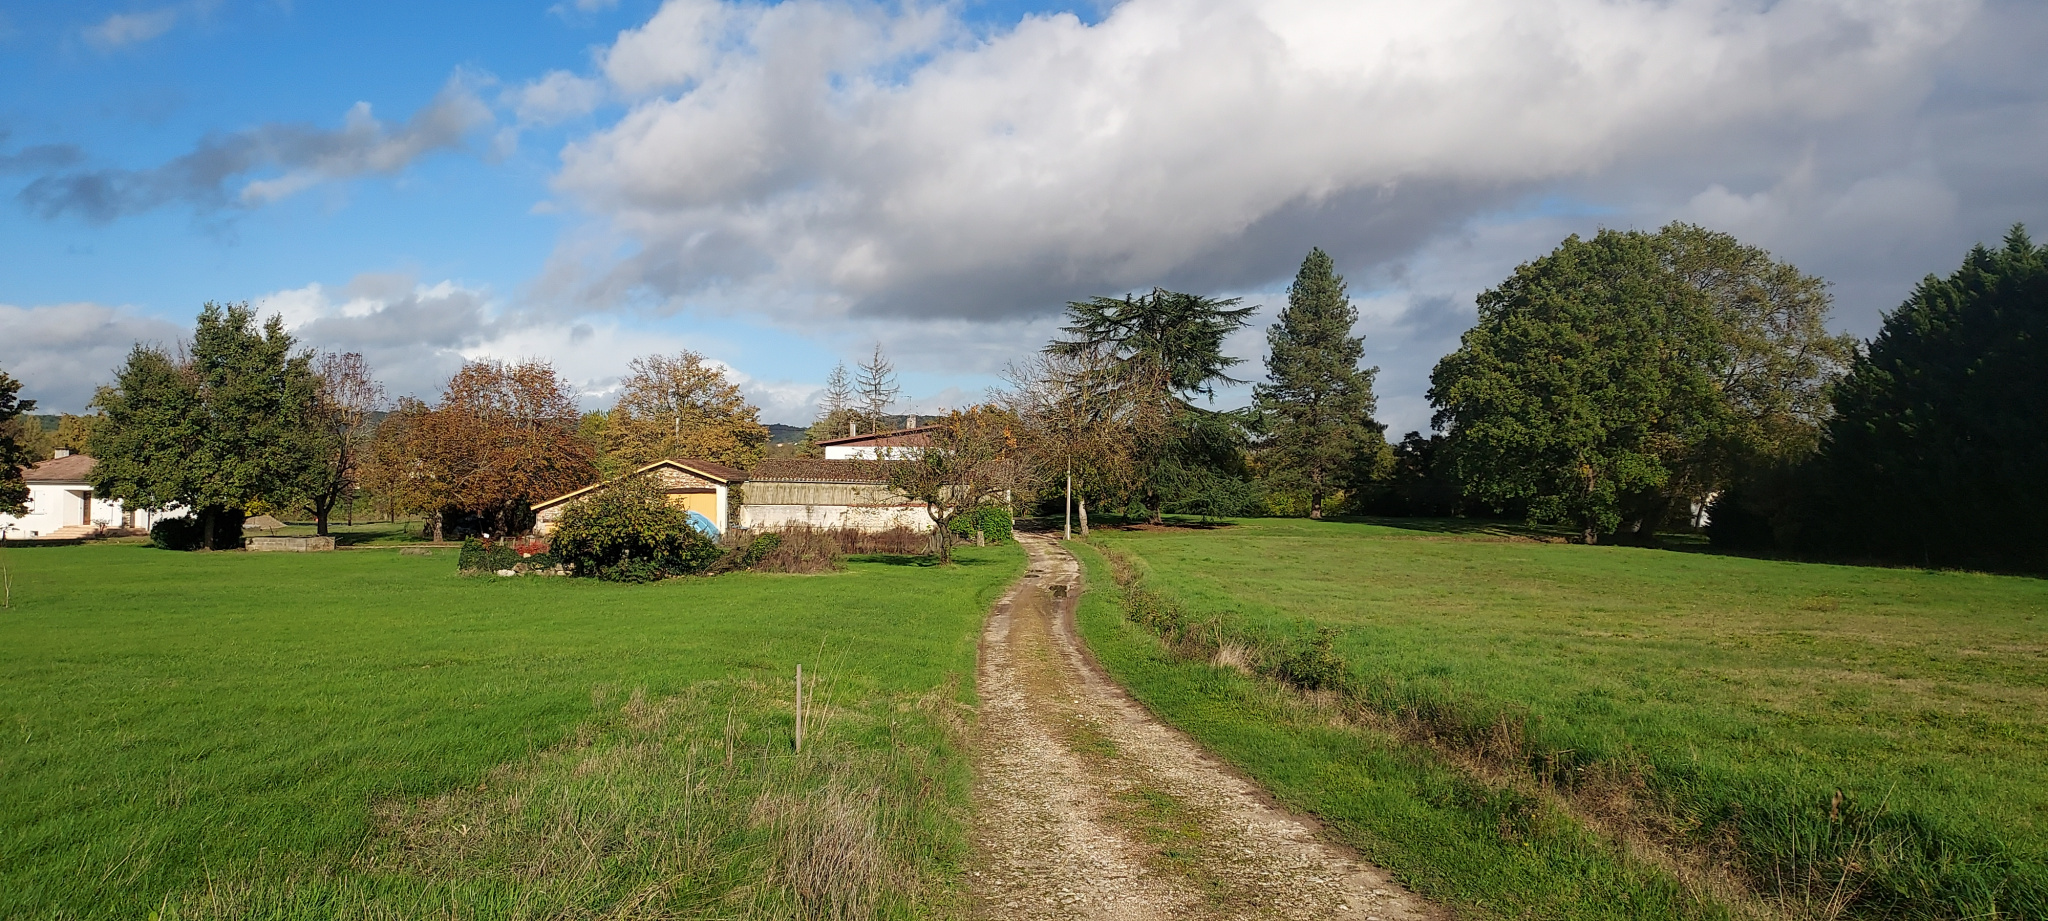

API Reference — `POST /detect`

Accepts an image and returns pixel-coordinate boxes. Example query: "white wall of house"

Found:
[822,445,924,460]
[0,482,183,539]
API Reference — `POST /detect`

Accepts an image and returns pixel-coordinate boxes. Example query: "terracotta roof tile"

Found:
[22,454,96,483]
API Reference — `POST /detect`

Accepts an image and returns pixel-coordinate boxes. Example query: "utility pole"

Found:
[1064,463,1072,541]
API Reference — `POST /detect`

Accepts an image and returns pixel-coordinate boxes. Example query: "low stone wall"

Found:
[246,536,337,552]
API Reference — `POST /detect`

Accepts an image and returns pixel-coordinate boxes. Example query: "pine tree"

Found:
[855,345,901,433]
[1254,248,1384,519]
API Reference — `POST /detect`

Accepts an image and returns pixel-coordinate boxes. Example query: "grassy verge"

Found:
[1076,518,2048,919]
[1068,540,1729,920]
[0,541,1023,920]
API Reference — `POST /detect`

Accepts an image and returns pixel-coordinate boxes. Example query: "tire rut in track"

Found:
[968,534,1435,920]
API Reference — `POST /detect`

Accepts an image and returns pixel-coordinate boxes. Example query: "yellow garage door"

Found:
[667,490,719,521]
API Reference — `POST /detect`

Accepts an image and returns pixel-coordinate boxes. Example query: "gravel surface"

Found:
[968,534,1436,921]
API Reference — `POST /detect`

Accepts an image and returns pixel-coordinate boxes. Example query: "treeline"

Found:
[999,225,2044,575]
[0,302,775,549]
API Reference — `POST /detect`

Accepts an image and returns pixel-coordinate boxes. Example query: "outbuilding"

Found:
[530,457,748,537]
[738,458,933,532]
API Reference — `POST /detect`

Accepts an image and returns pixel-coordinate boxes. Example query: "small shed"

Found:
[531,458,749,537]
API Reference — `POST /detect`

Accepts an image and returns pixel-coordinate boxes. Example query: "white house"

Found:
[818,423,935,460]
[1,452,183,541]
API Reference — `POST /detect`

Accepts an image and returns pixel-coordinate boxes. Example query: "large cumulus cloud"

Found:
[542,0,1984,318]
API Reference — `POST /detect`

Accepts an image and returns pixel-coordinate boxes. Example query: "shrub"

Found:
[705,532,786,575]
[149,517,205,551]
[947,504,1014,544]
[457,537,558,573]
[548,479,721,581]
[1276,627,1352,692]
[751,527,844,574]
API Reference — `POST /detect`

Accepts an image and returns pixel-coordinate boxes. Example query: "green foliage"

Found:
[147,516,204,551]
[1087,518,2048,919]
[0,539,1024,918]
[457,538,557,573]
[1798,226,2048,571]
[1430,230,1724,542]
[1049,287,1260,523]
[946,504,1014,543]
[0,368,34,516]
[1254,248,1387,519]
[89,303,324,550]
[1276,626,1351,692]
[547,479,720,581]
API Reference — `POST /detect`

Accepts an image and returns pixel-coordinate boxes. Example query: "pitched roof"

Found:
[816,424,938,448]
[531,457,748,511]
[22,454,96,484]
[747,457,903,484]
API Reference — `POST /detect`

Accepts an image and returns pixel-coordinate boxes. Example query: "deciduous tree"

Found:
[877,406,1028,563]
[0,369,35,516]
[1429,231,1723,544]
[855,345,901,434]
[1001,349,1149,537]
[90,303,324,549]
[1254,248,1386,519]
[803,362,859,453]
[302,352,384,536]
[605,352,766,469]
[402,360,597,539]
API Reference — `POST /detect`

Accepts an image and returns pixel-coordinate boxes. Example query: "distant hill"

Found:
[765,423,808,445]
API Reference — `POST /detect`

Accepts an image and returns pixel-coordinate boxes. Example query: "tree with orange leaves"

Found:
[369,360,595,539]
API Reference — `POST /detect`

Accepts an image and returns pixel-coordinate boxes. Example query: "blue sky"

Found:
[3,0,2044,431]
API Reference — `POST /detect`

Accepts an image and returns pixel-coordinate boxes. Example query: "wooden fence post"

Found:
[795,663,804,752]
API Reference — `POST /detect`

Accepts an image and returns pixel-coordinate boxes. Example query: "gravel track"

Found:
[967,534,1435,921]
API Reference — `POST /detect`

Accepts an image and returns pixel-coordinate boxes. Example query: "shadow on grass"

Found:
[848,552,1010,568]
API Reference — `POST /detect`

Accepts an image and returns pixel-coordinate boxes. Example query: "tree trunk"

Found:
[1078,496,1090,537]
[1581,525,1597,545]
[1310,489,1324,520]
[313,496,334,537]
[431,509,445,543]
[202,509,216,551]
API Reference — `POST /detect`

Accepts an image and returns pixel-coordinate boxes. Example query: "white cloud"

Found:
[541,0,1982,327]
[511,70,607,126]
[84,9,179,50]
[0,303,184,411]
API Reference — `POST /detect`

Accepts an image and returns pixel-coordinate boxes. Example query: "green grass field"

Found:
[0,539,1023,920]
[1076,518,2048,920]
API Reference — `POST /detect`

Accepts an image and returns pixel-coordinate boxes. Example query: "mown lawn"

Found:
[0,540,1023,920]
[1078,518,2048,920]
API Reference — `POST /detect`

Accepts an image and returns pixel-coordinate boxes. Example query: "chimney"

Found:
[54,448,72,458]
[906,414,919,428]
[849,420,858,437]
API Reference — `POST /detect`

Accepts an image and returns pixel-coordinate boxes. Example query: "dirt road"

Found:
[968,534,1434,920]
